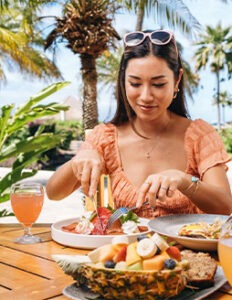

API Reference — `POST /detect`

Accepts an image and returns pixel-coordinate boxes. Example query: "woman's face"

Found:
[125,55,182,121]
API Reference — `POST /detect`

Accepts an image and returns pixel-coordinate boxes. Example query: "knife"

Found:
[90,196,104,234]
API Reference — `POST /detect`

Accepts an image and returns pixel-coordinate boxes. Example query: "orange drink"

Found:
[218,237,232,285]
[10,182,44,244]
[11,193,44,227]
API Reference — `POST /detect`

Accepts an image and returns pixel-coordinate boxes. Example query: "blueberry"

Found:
[164,259,176,270]
[104,260,116,269]
[137,234,149,241]
[156,247,161,255]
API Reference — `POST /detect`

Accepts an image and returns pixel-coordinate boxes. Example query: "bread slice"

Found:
[181,250,217,288]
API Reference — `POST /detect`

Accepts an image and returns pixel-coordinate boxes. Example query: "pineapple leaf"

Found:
[52,254,91,275]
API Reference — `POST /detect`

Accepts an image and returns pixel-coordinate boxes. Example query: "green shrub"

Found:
[219,127,232,154]
[55,120,83,149]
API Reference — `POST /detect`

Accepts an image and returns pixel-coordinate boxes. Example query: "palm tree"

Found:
[97,49,122,92]
[0,0,55,9]
[0,1,61,82]
[45,0,120,130]
[194,23,232,129]
[118,0,201,35]
[213,90,232,124]
[96,48,122,121]
[176,42,200,100]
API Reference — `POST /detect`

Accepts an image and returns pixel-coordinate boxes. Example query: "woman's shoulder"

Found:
[186,118,217,140]
[88,123,117,137]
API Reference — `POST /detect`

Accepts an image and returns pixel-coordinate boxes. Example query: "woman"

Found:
[46,30,232,218]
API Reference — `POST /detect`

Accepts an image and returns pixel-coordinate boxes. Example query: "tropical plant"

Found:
[97,48,122,119]
[117,0,201,35]
[177,42,200,99]
[0,0,61,82]
[213,90,232,124]
[219,127,232,154]
[0,81,70,203]
[194,23,232,129]
[45,0,121,131]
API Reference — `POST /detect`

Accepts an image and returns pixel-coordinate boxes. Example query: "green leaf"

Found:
[0,133,61,162]
[119,211,139,224]
[14,81,71,117]
[0,195,10,203]
[6,103,69,135]
[0,104,14,147]
[0,167,38,200]
[0,209,14,217]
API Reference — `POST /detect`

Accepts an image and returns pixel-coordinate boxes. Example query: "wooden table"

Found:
[0,224,232,300]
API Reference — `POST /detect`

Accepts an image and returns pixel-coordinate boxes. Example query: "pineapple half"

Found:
[53,254,186,299]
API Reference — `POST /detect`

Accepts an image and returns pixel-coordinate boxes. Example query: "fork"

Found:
[106,201,149,229]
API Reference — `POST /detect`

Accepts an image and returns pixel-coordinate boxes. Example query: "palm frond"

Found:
[154,0,202,38]
[0,2,61,81]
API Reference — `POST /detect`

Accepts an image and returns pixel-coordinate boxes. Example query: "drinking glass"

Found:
[218,215,232,286]
[10,182,44,244]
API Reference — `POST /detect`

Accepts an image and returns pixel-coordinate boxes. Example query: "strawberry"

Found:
[166,246,181,261]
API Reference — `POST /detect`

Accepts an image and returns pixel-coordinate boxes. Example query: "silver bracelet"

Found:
[184,176,200,195]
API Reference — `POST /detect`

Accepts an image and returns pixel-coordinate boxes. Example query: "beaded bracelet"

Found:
[183,176,200,195]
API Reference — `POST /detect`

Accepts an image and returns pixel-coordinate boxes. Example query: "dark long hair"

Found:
[110,30,190,126]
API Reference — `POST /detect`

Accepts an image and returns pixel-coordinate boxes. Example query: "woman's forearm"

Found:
[46,160,80,200]
[180,176,232,214]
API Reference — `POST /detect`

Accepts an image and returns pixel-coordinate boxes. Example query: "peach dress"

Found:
[79,119,230,218]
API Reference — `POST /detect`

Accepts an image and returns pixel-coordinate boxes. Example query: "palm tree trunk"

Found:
[222,104,225,124]
[216,70,221,130]
[80,54,98,131]
[135,0,144,31]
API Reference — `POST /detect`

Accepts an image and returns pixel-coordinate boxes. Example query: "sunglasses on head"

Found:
[123,30,178,55]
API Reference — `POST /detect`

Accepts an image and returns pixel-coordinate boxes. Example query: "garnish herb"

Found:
[119,211,139,224]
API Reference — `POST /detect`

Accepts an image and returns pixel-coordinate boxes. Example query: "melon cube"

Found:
[143,254,167,271]
[126,242,141,266]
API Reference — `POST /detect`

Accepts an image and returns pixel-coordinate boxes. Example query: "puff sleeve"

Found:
[185,119,230,179]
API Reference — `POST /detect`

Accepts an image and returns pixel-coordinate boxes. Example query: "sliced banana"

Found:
[111,235,129,245]
[151,233,169,251]
[136,238,157,258]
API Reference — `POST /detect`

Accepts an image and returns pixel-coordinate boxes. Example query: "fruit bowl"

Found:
[55,258,186,300]
[53,233,187,299]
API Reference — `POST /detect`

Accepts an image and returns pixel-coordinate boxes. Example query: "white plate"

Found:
[51,217,150,249]
[63,266,227,300]
[148,214,228,251]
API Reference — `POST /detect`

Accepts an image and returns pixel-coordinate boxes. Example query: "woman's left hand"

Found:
[136,169,188,208]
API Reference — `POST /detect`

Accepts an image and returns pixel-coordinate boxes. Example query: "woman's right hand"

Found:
[71,149,104,197]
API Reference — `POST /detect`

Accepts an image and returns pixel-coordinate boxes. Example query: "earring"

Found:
[173,88,180,99]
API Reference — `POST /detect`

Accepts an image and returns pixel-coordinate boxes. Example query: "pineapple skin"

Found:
[73,265,187,299]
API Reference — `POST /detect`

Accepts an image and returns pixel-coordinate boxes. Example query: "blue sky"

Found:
[0,0,232,123]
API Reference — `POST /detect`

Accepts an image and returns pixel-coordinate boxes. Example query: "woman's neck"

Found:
[132,111,172,139]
